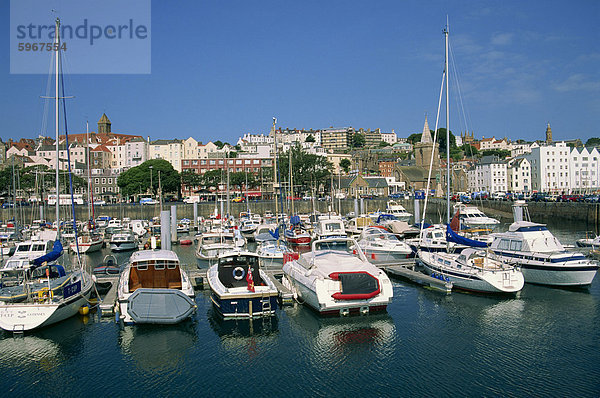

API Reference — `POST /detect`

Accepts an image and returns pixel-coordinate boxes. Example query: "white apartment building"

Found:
[124,137,149,168]
[523,142,571,193]
[511,142,536,157]
[467,156,508,193]
[149,139,184,171]
[381,131,398,145]
[569,147,600,193]
[183,137,199,160]
[198,141,219,159]
[507,157,531,193]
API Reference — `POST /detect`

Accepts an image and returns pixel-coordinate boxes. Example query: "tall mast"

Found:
[86,121,91,221]
[444,21,450,224]
[289,145,294,216]
[55,18,60,232]
[272,118,279,219]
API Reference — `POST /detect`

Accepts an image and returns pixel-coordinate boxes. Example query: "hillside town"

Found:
[1,112,598,203]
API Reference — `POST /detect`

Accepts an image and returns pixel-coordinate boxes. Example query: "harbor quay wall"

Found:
[1,199,599,229]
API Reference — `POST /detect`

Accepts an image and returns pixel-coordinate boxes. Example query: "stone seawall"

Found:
[2,198,599,229]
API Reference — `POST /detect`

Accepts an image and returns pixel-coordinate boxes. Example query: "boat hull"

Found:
[110,242,137,252]
[70,240,103,254]
[419,252,523,294]
[210,292,278,319]
[0,277,93,332]
[492,252,598,286]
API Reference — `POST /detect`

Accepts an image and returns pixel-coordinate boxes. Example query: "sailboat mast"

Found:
[272,118,278,220]
[55,18,60,232]
[289,145,294,216]
[86,121,91,221]
[444,22,450,224]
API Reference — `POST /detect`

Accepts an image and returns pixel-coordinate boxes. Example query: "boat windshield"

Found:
[315,239,353,253]
[16,244,32,252]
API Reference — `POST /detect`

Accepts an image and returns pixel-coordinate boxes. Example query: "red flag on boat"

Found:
[450,210,460,232]
[246,265,255,292]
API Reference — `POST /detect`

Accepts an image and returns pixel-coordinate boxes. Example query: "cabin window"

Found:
[17,244,31,252]
[154,262,165,270]
[510,240,522,251]
[167,261,177,270]
[498,239,511,250]
[136,264,148,271]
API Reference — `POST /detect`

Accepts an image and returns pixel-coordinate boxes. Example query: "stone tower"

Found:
[414,116,440,169]
[545,122,552,144]
[98,113,111,134]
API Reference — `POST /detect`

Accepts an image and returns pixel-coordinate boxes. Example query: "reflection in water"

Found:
[207,307,279,360]
[119,321,197,372]
[285,305,397,366]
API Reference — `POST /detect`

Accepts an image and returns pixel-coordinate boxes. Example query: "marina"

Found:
[0,215,598,397]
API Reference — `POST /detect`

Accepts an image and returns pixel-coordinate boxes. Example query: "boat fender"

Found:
[233,266,246,280]
[38,287,53,301]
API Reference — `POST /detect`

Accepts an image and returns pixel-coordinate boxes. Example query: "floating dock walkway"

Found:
[383,260,452,294]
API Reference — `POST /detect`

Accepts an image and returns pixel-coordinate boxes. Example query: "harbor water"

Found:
[0,217,598,397]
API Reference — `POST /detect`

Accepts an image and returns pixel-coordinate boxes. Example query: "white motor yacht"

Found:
[356,227,412,265]
[282,237,393,316]
[453,203,500,230]
[116,250,196,325]
[385,200,412,222]
[489,201,598,286]
[196,232,243,268]
[110,230,138,252]
[313,216,347,240]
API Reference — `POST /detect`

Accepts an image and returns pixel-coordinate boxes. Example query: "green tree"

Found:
[305,134,315,143]
[481,149,511,159]
[460,144,479,157]
[181,170,202,191]
[340,158,351,173]
[352,133,366,148]
[117,159,180,197]
[277,144,332,196]
[378,141,390,148]
[229,171,257,195]
[201,169,223,190]
[586,137,600,146]
[407,133,422,145]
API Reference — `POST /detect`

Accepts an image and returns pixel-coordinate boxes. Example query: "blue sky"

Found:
[1,0,599,145]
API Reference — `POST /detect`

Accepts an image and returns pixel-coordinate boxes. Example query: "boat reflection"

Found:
[0,315,87,371]
[207,307,279,339]
[118,321,197,371]
[284,305,397,360]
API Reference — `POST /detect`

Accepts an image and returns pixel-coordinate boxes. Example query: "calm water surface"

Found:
[0,219,598,397]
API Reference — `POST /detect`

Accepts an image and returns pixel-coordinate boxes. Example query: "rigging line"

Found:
[420,69,446,239]
[59,49,83,271]
[449,42,474,139]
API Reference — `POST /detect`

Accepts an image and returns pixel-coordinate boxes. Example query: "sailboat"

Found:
[416,24,524,294]
[0,18,94,332]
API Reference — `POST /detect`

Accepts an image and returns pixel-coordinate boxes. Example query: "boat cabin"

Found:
[217,253,264,289]
[128,257,182,292]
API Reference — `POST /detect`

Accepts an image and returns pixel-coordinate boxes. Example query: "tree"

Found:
[0,164,86,199]
[352,133,366,148]
[117,159,180,197]
[460,144,479,157]
[586,137,600,146]
[277,144,332,196]
[340,158,351,173]
[481,149,511,159]
[201,169,222,191]
[181,170,202,192]
[407,133,422,145]
[305,134,315,143]
[229,171,257,195]
[378,141,390,148]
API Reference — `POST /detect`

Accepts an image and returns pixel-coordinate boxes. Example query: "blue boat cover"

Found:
[269,227,280,240]
[376,214,398,223]
[445,224,488,248]
[290,215,301,225]
[32,240,64,266]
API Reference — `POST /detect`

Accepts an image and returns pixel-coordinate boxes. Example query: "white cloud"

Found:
[553,74,600,92]
[491,33,514,46]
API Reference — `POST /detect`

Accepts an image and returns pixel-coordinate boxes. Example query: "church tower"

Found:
[545,122,553,144]
[414,116,440,169]
[98,113,112,134]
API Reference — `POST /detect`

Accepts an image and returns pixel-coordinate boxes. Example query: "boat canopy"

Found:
[31,240,63,267]
[445,224,488,248]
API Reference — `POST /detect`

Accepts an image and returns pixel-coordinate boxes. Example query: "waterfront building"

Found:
[124,137,149,168]
[414,117,439,169]
[149,139,184,171]
[507,157,531,193]
[467,155,507,194]
[523,142,572,194]
[90,145,113,169]
[569,146,600,193]
[90,168,121,202]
